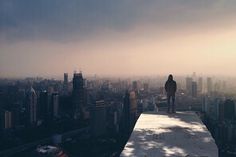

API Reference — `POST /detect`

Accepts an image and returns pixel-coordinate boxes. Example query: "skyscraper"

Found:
[186,77,193,95]
[129,91,137,119]
[26,87,37,124]
[207,77,213,94]
[123,91,131,133]
[192,82,197,97]
[4,110,12,129]
[63,73,69,95]
[132,81,138,92]
[72,72,84,119]
[224,99,235,120]
[122,90,137,133]
[198,77,203,94]
[219,101,224,121]
[91,100,107,137]
[39,90,49,121]
[51,93,59,118]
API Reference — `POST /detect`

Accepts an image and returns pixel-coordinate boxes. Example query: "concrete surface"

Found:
[120,111,218,157]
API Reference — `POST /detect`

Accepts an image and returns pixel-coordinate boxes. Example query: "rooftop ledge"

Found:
[120,111,218,157]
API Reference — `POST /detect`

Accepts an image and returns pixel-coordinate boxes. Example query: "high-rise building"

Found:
[192,82,197,97]
[91,100,107,137]
[122,90,137,133]
[129,91,137,119]
[219,101,224,121]
[51,93,59,118]
[63,73,69,95]
[72,72,84,119]
[26,87,37,124]
[39,90,49,121]
[132,81,138,92]
[207,77,213,94]
[224,99,235,120]
[186,77,193,95]
[4,110,12,129]
[64,73,68,84]
[215,99,223,121]
[202,96,208,113]
[198,77,203,94]
[123,91,131,133]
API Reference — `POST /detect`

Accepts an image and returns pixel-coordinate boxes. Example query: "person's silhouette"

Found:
[165,74,177,113]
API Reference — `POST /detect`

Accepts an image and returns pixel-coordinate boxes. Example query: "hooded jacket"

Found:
[165,77,177,96]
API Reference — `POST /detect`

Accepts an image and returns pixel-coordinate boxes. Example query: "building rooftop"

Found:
[120,111,218,157]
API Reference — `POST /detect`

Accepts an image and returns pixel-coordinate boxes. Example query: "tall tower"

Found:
[27,87,37,124]
[192,82,197,97]
[123,91,131,132]
[63,73,69,95]
[198,77,203,94]
[129,91,137,118]
[52,93,59,118]
[122,90,137,133]
[91,100,107,137]
[4,111,12,129]
[132,81,138,92]
[72,72,84,119]
[186,77,193,95]
[39,90,49,122]
[207,77,213,94]
[224,99,235,120]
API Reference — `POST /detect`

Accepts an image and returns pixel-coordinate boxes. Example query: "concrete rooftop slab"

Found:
[120,111,218,157]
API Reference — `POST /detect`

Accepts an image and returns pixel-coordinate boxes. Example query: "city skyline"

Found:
[1,0,236,78]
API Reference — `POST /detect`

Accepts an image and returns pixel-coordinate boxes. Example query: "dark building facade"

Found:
[38,91,49,122]
[123,91,130,133]
[91,100,107,137]
[224,99,235,120]
[192,81,197,97]
[122,90,137,133]
[26,87,37,125]
[63,73,69,95]
[72,72,84,119]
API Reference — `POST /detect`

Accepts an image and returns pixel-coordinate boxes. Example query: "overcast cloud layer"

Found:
[1,0,236,78]
[1,0,236,41]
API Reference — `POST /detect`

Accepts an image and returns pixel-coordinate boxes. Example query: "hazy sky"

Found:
[1,0,236,78]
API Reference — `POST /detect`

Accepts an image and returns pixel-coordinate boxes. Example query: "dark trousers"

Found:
[167,94,175,113]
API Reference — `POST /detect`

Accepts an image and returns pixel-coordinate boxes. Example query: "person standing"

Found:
[165,74,177,113]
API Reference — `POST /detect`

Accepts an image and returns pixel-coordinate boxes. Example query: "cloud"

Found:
[1,0,236,42]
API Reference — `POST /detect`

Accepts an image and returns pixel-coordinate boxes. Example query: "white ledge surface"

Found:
[120,111,218,157]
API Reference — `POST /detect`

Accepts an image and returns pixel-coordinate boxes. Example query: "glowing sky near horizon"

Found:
[1,0,236,78]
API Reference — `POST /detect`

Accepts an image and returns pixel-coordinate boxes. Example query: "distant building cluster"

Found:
[203,97,236,156]
[0,72,142,155]
[0,72,235,156]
